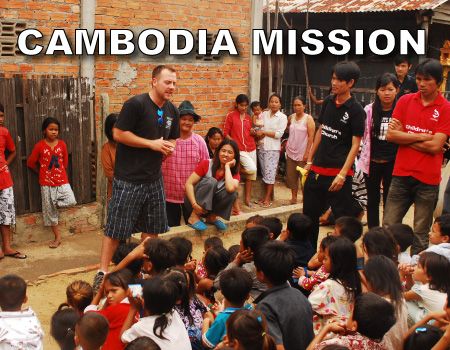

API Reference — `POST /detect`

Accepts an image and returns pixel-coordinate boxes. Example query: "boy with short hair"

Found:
[394,55,418,98]
[385,58,450,255]
[202,267,252,348]
[0,274,44,349]
[285,213,315,268]
[334,216,363,243]
[388,223,414,264]
[308,292,396,350]
[303,61,366,250]
[261,216,283,240]
[75,312,109,350]
[245,214,264,229]
[0,103,25,260]
[254,241,314,350]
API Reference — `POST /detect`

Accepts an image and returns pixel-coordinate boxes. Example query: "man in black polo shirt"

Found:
[394,55,418,98]
[94,65,179,289]
[304,61,366,249]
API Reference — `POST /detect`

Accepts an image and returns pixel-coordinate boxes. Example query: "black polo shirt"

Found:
[313,94,365,169]
[114,93,179,183]
[397,74,418,98]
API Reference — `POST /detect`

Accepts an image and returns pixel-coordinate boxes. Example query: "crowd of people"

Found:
[1,56,450,349]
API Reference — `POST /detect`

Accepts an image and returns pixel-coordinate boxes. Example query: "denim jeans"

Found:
[383,176,439,255]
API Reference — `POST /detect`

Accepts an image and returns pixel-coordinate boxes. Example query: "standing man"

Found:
[384,58,450,255]
[303,61,366,250]
[394,55,418,98]
[94,65,179,288]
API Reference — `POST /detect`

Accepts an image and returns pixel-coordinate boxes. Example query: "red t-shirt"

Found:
[194,159,240,181]
[27,139,69,186]
[393,92,450,185]
[0,127,15,190]
[223,110,256,152]
[92,303,131,350]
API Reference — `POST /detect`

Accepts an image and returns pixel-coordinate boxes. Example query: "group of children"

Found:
[2,212,450,350]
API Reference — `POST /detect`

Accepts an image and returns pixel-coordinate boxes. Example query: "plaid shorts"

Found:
[0,186,15,226]
[105,177,168,239]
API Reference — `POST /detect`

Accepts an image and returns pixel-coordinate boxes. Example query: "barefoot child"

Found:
[27,117,76,248]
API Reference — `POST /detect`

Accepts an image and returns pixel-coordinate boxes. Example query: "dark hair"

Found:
[260,217,283,240]
[335,216,363,243]
[204,246,230,278]
[51,305,80,350]
[435,214,450,238]
[268,93,282,108]
[104,269,132,292]
[415,58,443,84]
[353,292,396,340]
[250,101,261,110]
[211,139,240,176]
[242,226,270,253]
[142,277,178,340]
[104,113,118,142]
[152,65,176,79]
[226,310,276,350]
[204,127,223,145]
[144,238,177,274]
[204,236,224,250]
[394,54,412,66]
[321,346,350,350]
[162,268,194,325]
[320,235,340,251]
[228,244,241,262]
[363,227,398,262]
[388,223,414,252]
[42,117,61,132]
[371,73,400,138]
[169,237,193,266]
[332,61,360,86]
[404,325,443,350]
[328,238,362,299]
[236,94,250,105]
[76,313,109,349]
[246,214,264,226]
[66,280,93,315]
[112,242,143,277]
[125,337,161,350]
[419,252,450,293]
[0,274,27,310]
[254,241,296,286]
[364,255,403,314]
[219,267,252,306]
[287,213,312,241]
[0,103,4,113]
[292,95,306,105]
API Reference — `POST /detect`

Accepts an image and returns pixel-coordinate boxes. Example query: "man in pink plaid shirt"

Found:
[162,100,209,227]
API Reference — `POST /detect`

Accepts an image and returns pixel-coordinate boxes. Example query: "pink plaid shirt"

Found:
[162,133,209,203]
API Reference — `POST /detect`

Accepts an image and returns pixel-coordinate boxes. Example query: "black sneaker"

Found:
[93,271,105,294]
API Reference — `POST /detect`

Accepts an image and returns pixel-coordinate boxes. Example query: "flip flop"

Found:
[212,220,227,231]
[49,240,61,249]
[261,202,273,208]
[5,251,27,259]
[188,220,207,231]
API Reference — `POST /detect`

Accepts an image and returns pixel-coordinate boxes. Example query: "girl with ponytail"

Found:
[50,305,80,350]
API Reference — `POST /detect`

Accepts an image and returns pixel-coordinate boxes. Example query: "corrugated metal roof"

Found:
[265,0,449,13]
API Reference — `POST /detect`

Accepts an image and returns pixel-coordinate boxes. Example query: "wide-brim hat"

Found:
[178,100,201,122]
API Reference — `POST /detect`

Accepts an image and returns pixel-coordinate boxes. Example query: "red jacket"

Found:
[223,110,256,152]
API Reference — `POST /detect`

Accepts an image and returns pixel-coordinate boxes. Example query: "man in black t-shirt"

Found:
[94,65,179,288]
[303,61,366,249]
[394,55,418,98]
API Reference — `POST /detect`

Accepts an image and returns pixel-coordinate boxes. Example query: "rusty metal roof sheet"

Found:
[265,0,449,13]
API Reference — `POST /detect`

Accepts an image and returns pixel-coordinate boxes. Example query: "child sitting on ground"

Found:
[121,277,190,349]
[245,214,264,229]
[169,237,196,271]
[196,236,224,280]
[112,242,144,282]
[75,312,109,350]
[202,267,253,349]
[285,213,315,270]
[388,223,414,264]
[261,216,283,240]
[50,305,80,350]
[125,337,161,350]
[64,280,94,316]
[0,274,44,349]
[307,292,396,350]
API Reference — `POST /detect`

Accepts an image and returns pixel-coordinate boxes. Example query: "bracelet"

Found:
[306,162,312,165]
[336,174,345,180]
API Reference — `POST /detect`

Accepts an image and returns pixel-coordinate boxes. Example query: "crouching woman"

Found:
[185,139,240,232]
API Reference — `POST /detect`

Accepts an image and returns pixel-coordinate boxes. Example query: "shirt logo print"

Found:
[431,109,440,121]
[340,112,349,124]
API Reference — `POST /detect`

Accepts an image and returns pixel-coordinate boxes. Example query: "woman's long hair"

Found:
[372,73,400,138]
[211,138,240,177]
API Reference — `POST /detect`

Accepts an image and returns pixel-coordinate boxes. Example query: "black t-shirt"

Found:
[397,74,418,98]
[371,109,398,161]
[314,95,365,169]
[114,93,179,183]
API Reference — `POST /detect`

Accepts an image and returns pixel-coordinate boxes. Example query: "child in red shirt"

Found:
[0,103,26,260]
[27,117,76,248]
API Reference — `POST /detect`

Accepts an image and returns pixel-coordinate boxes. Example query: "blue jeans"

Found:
[383,176,438,255]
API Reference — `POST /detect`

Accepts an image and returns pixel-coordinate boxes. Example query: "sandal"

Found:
[260,202,273,208]
[5,251,27,259]
[49,240,61,249]
[188,220,207,231]
[211,220,227,231]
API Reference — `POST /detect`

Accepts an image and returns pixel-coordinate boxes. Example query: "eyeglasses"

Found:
[157,109,164,126]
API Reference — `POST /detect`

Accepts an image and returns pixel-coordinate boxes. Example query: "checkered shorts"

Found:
[0,186,15,225]
[105,177,168,239]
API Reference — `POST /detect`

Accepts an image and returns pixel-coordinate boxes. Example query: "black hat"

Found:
[178,100,201,122]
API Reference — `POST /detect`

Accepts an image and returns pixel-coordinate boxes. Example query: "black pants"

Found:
[364,160,394,228]
[165,202,190,227]
[303,171,357,250]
